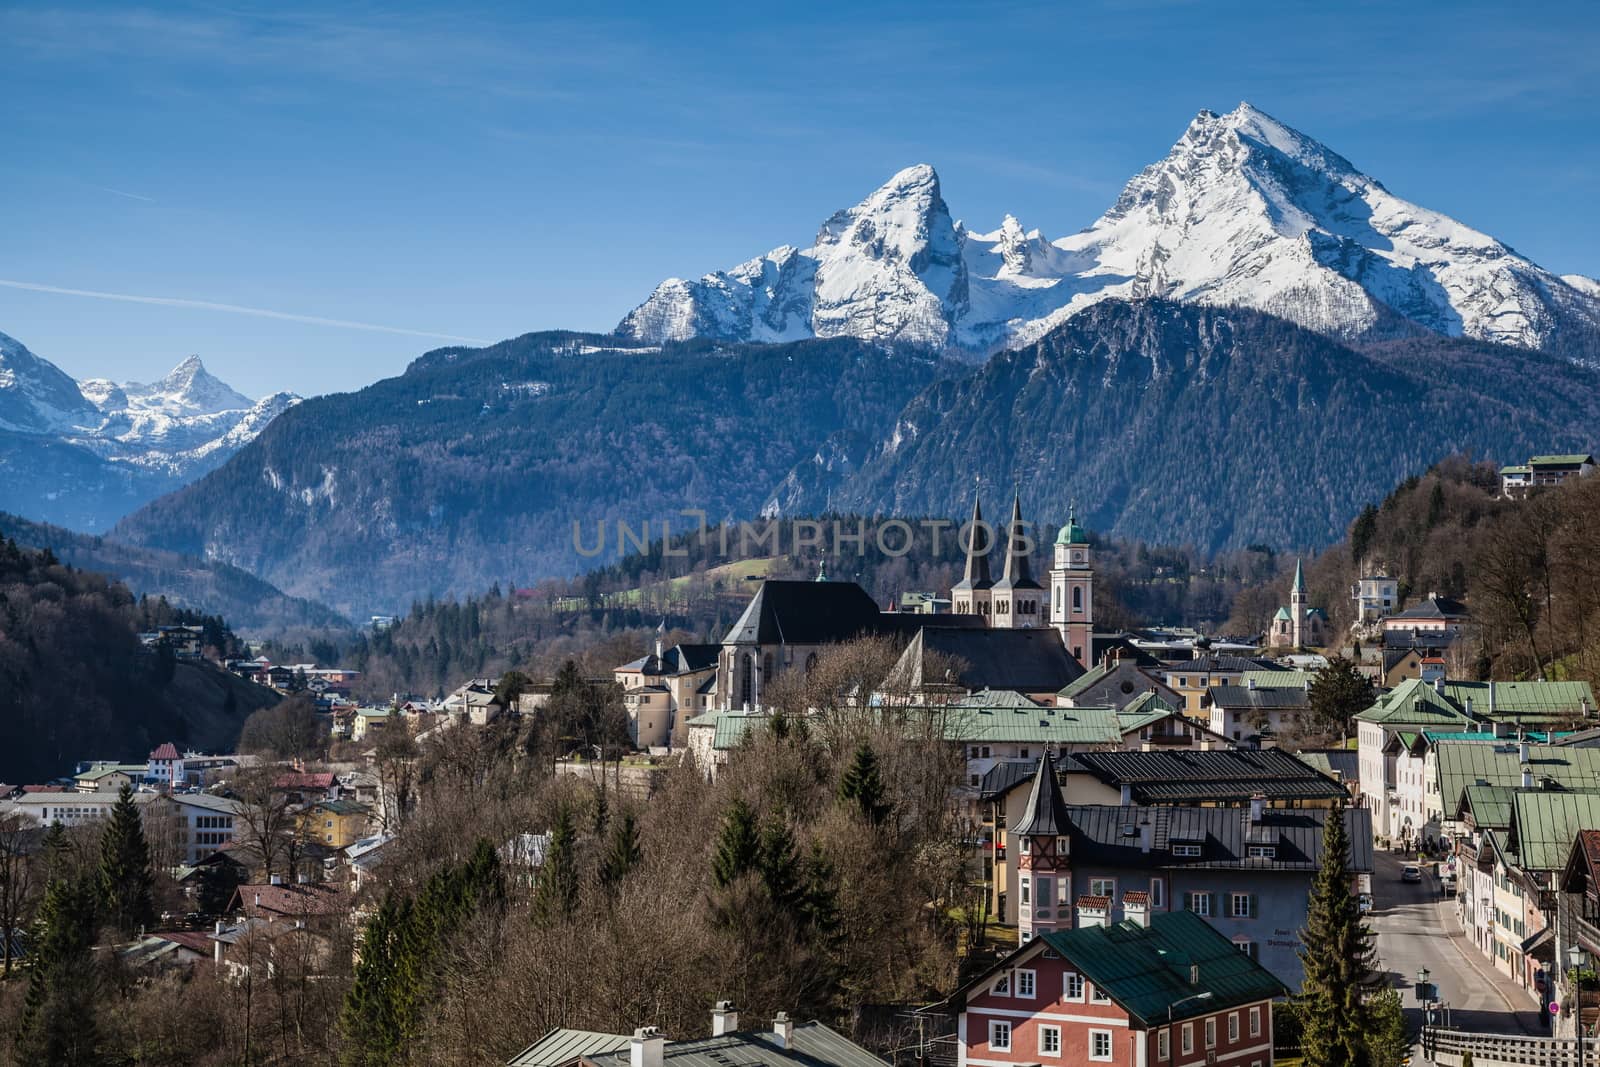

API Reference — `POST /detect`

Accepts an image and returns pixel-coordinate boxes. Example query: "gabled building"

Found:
[953,908,1285,1067]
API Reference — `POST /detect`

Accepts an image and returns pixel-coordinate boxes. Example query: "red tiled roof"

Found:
[150,743,180,761]
[272,772,335,790]
[233,882,346,919]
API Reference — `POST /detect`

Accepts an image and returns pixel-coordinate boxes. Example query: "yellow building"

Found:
[297,799,372,848]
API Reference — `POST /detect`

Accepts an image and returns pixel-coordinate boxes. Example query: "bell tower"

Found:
[1050,509,1093,667]
[1013,753,1073,942]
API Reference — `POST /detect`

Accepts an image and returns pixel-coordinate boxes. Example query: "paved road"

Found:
[1367,850,1543,1045]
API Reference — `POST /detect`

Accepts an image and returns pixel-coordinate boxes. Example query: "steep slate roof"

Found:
[1060,749,1347,804]
[1061,805,1374,873]
[579,1024,886,1067]
[901,627,1085,692]
[1041,911,1288,1026]
[1435,743,1600,817]
[941,700,1121,746]
[1506,792,1600,872]
[1012,755,1072,837]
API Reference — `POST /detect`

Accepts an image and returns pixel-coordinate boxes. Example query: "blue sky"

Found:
[3,0,1597,398]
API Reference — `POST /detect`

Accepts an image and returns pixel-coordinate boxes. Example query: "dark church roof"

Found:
[905,626,1085,692]
[1012,754,1073,837]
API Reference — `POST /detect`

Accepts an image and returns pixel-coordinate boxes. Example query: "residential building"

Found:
[507,1004,886,1067]
[614,630,719,749]
[983,756,1370,986]
[953,908,1285,1067]
[297,799,372,849]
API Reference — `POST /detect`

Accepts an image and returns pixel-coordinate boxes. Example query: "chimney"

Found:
[1249,794,1265,824]
[1076,896,1109,928]
[712,1001,739,1036]
[1122,891,1149,928]
[772,1012,794,1049]
[631,1028,665,1067]
[1119,784,1133,807]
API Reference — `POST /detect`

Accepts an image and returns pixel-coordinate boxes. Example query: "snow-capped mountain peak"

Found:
[124,354,254,417]
[618,102,1600,360]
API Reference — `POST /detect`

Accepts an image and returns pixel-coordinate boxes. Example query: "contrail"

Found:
[0,279,491,345]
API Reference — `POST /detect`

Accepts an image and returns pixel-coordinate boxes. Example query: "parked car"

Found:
[1401,864,1422,883]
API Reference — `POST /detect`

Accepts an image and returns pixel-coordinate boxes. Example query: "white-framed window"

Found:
[1017,969,1036,998]
[988,1021,1011,1051]
[1089,1029,1112,1062]
[1157,1028,1170,1061]
[1091,983,1112,1004]
[1249,1006,1262,1037]
[1063,971,1085,1001]
[1089,877,1116,898]
[1186,892,1212,916]
[1229,1012,1240,1042]
[1205,1017,1216,1049]
[992,974,1010,996]
[1230,892,1254,918]
[1150,877,1165,908]
[1038,1025,1061,1057]
[1181,1023,1194,1054]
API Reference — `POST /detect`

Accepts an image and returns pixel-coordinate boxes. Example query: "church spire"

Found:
[955,490,992,591]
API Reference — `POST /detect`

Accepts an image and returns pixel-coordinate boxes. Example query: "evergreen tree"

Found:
[1296,807,1382,1067]
[599,811,642,891]
[711,799,760,888]
[839,742,890,825]
[1308,658,1376,739]
[18,876,100,1065]
[533,805,579,924]
[758,816,803,912]
[98,784,154,938]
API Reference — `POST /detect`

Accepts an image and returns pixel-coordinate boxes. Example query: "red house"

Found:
[954,904,1285,1067]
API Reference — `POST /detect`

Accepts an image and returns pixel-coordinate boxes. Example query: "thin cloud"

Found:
[0,279,488,345]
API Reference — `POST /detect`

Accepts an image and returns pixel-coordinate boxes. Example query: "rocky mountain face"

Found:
[820,299,1600,549]
[619,103,1600,361]
[112,332,958,618]
[0,332,299,530]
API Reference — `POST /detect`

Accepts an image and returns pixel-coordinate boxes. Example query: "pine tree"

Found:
[758,816,803,912]
[533,805,579,924]
[839,742,890,825]
[98,784,154,938]
[599,811,642,892]
[19,876,100,1064]
[1296,807,1382,1067]
[711,799,760,888]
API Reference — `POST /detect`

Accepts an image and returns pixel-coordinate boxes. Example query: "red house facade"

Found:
[955,907,1284,1067]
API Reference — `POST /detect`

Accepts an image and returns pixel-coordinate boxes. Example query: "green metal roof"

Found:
[508,1030,633,1067]
[1508,792,1600,872]
[941,701,1123,745]
[1241,669,1310,689]
[1040,911,1287,1026]
[1435,743,1600,817]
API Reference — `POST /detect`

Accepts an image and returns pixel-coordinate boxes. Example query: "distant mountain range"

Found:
[620,103,1600,362]
[0,332,299,530]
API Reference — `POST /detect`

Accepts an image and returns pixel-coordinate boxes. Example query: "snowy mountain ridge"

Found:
[619,103,1600,359]
[0,330,300,528]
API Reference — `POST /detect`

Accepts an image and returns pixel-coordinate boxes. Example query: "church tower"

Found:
[1012,753,1072,942]
[1050,510,1093,667]
[951,491,993,620]
[990,492,1043,628]
[1290,557,1307,649]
